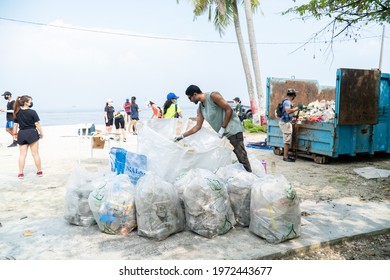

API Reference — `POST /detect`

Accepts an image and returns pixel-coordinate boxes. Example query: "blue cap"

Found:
[167,92,179,100]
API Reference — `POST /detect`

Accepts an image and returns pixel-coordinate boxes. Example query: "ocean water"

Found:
[20,107,199,127]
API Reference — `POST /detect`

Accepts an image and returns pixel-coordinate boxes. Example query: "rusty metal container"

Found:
[266,68,390,163]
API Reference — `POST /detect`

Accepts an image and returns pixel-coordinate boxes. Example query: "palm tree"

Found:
[186,0,259,117]
[242,0,265,122]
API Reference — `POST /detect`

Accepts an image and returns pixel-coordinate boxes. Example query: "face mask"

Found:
[29,102,33,108]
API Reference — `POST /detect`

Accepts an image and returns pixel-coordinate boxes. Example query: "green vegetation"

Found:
[243,118,266,133]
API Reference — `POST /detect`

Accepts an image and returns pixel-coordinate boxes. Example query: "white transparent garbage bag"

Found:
[137,119,233,183]
[64,165,96,226]
[97,174,136,235]
[135,173,185,241]
[181,168,236,238]
[249,175,301,243]
[216,164,259,227]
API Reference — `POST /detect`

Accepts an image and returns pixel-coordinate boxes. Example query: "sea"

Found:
[0,107,198,127]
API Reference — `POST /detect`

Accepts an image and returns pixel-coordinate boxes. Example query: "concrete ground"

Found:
[1,197,389,260]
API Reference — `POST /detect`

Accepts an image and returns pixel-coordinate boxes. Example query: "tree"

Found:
[181,0,261,118]
[242,0,265,120]
[284,0,389,45]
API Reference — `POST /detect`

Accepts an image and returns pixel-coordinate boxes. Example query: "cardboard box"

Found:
[92,136,105,149]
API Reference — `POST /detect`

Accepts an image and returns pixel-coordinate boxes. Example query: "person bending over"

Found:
[174,85,252,172]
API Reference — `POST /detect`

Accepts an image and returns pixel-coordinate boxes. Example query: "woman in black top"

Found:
[104,99,115,133]
[13,95,44,179]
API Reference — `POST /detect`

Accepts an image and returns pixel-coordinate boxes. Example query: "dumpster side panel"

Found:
[373,73,390,152]
[266,71,390,159]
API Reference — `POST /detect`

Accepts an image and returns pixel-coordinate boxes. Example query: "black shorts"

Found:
[105,118,114,126]
[114,117,125,129]
[17,128,40,145]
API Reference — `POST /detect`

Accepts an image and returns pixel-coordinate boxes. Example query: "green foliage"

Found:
[284,0,389,39]
[242,118,266,133]
[285,0,389,24]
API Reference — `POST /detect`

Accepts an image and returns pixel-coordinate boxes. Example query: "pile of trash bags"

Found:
[64,119,301,243]
[297,100,335,123]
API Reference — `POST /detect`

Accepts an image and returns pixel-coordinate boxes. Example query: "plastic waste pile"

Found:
[64,119,301,244]
[297,100,335,123]
[135,174,185,240]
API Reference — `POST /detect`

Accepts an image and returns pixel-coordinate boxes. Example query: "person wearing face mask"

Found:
[163,92,182,118]
[0,91,17,147]
[13,95,43,179]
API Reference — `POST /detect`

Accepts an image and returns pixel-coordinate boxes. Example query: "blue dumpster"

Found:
[266,68,390,163]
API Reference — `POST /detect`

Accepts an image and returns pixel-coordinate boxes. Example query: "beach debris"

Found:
[297,99,335,123]
[216,163,259,227]
[180,168,236,238]
[250,175,301,244]
[23,230,34,236]
[96,174,136,235]
[135,174,185,241]
[64,165,97,226]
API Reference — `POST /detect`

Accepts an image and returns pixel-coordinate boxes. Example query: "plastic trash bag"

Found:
[109,148,147,186]
[137,118,233,183]
[216,164,259,227]
[249,175,301,243]
[64,165,96,226]
[181,168,236,238]
[135,173,185,240]
[97,174,136,235]
[88,171,117,230]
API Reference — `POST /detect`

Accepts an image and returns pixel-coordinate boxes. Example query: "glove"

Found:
[298,104,303,110]
[218,127,225,138]
[173,134,184,142]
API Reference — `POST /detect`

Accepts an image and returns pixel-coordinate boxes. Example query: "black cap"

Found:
[233,97,240,102]
[1,91,11,96]
[287,89,297,96]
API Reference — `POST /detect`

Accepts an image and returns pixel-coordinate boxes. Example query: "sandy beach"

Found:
[0,121,389,266]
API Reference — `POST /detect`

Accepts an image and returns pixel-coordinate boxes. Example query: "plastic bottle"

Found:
[261,160,267,174]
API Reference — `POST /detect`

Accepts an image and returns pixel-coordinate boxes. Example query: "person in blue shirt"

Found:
[0,91,17,147]
[129,96,140,135]
[279,89,303,162]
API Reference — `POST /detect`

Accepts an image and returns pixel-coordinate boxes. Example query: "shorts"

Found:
[279,121,292,145]
[105,118,114,126]
[17,128,40,145]
[5,120,14,129]
[114,117,125,129]
[131,117,139,121]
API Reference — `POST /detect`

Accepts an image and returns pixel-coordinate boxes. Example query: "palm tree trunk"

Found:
[243,0,265,124]
[232,1,258,116]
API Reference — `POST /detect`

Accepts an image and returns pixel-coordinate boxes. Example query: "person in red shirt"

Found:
[146,101,162,118]
[123,98,131,125]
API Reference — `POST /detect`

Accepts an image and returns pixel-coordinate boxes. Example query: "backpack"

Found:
[276,98,288,118]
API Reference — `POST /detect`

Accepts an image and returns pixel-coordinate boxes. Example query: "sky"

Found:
[0,0,389,112]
